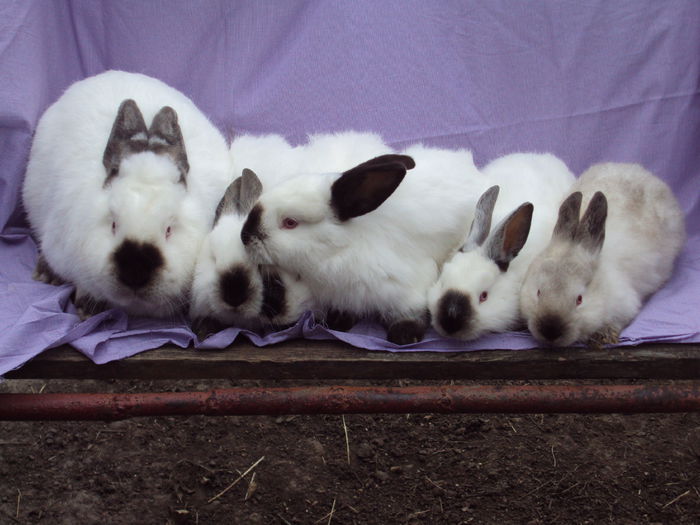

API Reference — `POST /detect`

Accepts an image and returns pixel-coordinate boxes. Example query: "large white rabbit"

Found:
[428,153,575,340]
[190,131,393,335]
[520,163,686,347]
[22,70,232,317]
[241,143,487,344]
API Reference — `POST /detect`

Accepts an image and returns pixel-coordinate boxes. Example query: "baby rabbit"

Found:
[190,165,315,336]
[22,70,232,317]
[429,153,575,340]
[521,163,686,347]
[241,144,486,344]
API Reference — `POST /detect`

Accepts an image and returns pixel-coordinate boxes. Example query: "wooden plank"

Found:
[5,341,700,380]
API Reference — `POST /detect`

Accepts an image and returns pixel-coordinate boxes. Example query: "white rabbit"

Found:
[22,70,232,317]
[241,143,487,344]
[428,153,575,340]
[190,166,315,335]
[190,131,390,336]
[520,162,686,347]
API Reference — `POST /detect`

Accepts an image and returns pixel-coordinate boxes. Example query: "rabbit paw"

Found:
[587,325,620,350]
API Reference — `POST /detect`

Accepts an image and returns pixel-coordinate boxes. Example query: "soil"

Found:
[1,379,699,524]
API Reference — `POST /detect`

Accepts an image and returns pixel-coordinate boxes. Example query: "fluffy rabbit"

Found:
[241,144,486,344]
[22,70,232,317]
[429,153,575,340]
[190,163,315,334]
[190,131,390,336]
[520,163,686,347]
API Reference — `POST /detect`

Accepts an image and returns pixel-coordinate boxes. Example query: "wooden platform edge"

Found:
[4,340,700,381]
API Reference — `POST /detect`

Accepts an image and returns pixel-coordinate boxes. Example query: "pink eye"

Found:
[281,217,298,230]
[165,226,172,239]
[479,291,488,303]
[576,295,583,306]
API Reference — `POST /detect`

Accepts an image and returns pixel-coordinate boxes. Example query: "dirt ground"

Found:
[1,379,699,524]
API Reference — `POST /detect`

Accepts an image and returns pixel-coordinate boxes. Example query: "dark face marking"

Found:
[437,290,472,335]
[536,313,566,343]
[219,266,252,308]
[260,267,287,320]
[113,240,163,290]
[241,203,266,245]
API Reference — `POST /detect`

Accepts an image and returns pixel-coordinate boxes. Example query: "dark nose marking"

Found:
[241,203,265,246]
[437,290,472,335]
[114,240,163,290]
[219,266,252,308]
[537,314,565,342]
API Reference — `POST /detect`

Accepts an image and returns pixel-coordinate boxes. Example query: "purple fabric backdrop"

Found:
[1,0,699,375]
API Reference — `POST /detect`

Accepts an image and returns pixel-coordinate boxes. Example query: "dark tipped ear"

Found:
[462,185,499,252]
[148,106,189,185]
[330,160,407,221]
[553,191,582,241]
[485,202,534,272]
[213,169,265,226]
[238,169,263,215]
[353,154,416,171]
[213,176,243,226]
[575,191,607,253]
[103,99,148,185]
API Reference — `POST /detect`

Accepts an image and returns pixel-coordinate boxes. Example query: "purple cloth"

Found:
[1,0,699,375]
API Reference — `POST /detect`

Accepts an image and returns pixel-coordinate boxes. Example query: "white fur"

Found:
[245,140,488,333]
[520,163,686,346]
[22,70,232,316]
[190,134,315,328]
[190,131,394,329]
[428,153,576,339]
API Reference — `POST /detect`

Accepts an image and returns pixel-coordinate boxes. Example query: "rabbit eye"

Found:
[165,226,172,239]
[576,295,583,306]
[281,217,298,230]
[479,291,488,303]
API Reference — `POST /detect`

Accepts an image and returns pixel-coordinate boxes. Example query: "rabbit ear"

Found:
[461,185,499,252]
[485,202,534,272]
[239,169,263,214]
[103,99,148,185]
[575,191,607,253]
[330,159,408,221]
[213,169,264,226]
[553,191,583,241]
[354,154,416,171]
[213,176,243,226]
[148,106,189,185]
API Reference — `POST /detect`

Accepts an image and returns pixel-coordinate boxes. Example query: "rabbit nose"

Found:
[241,203,265,246]
[114,240,163,290]
[537,314,565,343]
[437,290,472,335]
[220,266,251,307]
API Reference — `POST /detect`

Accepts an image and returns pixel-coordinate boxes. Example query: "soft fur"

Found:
[190,131,393,333]
[242,140,488,344]
[190,136,315,332]
[520,163,686,347]
[428,153,575,340]
[22,70,232,317]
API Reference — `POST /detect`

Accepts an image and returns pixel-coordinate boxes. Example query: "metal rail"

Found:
[2,384,699,420]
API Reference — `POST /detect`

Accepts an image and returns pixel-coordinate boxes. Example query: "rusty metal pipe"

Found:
[1,384,699,420]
